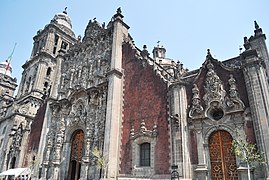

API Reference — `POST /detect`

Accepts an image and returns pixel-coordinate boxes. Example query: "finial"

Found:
[143,45,147,50]
[254,20,263,36]
[254,20,259,30]
[206,49,213,60]
[157,41,160,47]
[207,49,211,55]
[117,7,122,14]
[113,7,124,19]
[63,7,67,14]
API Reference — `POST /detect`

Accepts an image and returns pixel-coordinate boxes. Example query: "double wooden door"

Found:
[68,130,85,180]
[209,130,238,180]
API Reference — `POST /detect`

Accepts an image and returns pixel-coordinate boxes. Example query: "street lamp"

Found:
[171,165,179,180]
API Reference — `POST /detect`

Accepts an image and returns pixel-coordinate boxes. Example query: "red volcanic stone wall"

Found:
[120,43,170,175]
[24,102,47,166]
[245,120,256,144]
[189,129,198,164]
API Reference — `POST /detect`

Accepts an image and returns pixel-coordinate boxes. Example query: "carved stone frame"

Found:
[131,136,156,177]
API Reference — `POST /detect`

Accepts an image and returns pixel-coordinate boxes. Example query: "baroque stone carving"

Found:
[189,84,204,118]
[8,123,24,157]
[226,74,245,110]
[59,19,112,98]
[203,62,226,107]
[130,120,158,140]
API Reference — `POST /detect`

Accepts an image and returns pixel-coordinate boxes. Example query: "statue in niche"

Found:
[228,74,238,98]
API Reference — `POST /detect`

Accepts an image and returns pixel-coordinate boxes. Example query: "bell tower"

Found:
[16,8,76,100]
[0,8,77,171]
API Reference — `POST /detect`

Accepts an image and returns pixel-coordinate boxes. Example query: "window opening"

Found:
[140,143,150,166]
[46,67,52,77]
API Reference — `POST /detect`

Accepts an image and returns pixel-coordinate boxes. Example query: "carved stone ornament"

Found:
[58,17,112,99]
[203,62,227,121]
[18,103,30,115]
[203,62,226,107]
[189,84,204,118]
[130,120,158,140]
[51,103,61,118]
[226,74,245,110]
[9,123,24,155]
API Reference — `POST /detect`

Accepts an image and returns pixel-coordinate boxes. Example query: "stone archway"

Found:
[209,130,238,180]
[68,129,85,180]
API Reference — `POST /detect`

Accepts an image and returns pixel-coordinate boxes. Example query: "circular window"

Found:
[208,108,224,121]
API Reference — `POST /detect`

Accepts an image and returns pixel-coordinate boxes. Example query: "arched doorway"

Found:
[209,130,238,180]
[68,130,85,180]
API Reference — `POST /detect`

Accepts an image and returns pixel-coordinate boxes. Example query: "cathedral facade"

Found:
[0,8,269,180]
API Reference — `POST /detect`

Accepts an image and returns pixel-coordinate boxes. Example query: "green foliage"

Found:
[92,147,107,169]
[232,137,265,166]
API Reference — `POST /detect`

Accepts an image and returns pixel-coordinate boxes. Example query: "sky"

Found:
[0,0,268,86]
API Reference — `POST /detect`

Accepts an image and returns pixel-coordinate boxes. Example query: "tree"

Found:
[232,134,265,180]
[92,147,108,180]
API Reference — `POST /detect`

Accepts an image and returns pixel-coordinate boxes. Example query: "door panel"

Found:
[209,130,238,180]
[68,130,84,180]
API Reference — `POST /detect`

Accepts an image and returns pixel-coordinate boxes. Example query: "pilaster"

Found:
[51,53,64,99]
[103,8,129,179]
[169,84,192,179]
[34,63,46,93]
[242,49,269,178]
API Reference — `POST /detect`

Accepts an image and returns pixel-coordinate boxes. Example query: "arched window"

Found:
[140,143,150,166]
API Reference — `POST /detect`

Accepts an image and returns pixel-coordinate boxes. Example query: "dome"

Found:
[52,8,72,29]
[0,61,12,76]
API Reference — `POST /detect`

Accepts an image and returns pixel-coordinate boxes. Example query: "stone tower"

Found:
[0,8,76,173]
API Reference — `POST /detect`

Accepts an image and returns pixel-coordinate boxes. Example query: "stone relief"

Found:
[8,123,24,158]
[130,120,158,140]
[59,22,112,98]
[189,84,204,118]
[203,62,226,106]
[44,85,107,172]
[226,74,245,110]
[189,61,245,121]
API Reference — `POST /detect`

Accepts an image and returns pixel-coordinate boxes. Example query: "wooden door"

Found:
[68,130,84,180]
[209,130,238,180]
